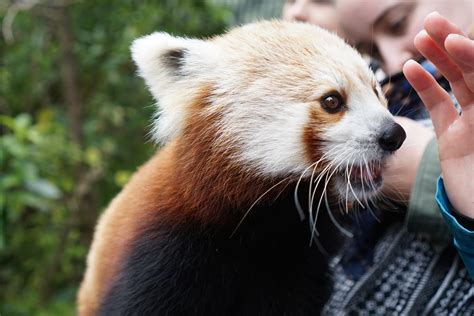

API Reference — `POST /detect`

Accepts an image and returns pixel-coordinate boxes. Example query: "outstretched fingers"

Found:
[403,60,458,138]
[421,12,474,106]
[414,31,468,102]
[423,12,464,47]
[444,34,474,94]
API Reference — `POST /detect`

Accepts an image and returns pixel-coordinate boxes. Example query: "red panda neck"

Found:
[155,86,290,224]
[169,128,289,225]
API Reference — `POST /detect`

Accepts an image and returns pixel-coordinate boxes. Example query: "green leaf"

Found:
[114,170,131,187]
[0,174,22,189]
[0,196,6,249]
[25,179,62,200]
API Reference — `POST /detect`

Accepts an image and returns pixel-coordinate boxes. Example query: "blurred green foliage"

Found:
[0,0,230,314]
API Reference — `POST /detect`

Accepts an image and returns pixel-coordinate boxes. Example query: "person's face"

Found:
[283,0,342,34]
[336,0,472,75]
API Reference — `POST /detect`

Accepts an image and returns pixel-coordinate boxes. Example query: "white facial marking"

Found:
[217,98,312,176]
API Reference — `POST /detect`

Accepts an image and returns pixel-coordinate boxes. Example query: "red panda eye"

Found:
[321,93,344,113]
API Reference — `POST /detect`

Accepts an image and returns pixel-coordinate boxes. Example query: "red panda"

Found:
[77,21,406,315]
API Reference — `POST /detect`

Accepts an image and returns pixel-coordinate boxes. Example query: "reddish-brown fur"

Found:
[77,87,295,315]
[303,100,345,165]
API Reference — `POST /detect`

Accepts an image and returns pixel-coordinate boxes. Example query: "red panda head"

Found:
[131,21,405,206]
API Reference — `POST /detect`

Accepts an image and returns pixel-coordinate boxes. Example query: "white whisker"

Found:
[310,157,347,243]
[294,163,315,221]
[231,177,289,238]
[324,190,353,238]
[346,157,365,209]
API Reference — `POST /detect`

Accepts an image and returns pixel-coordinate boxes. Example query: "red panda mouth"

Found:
[332,160,385,203]
[348,164,383,185]
[334,161,384,195]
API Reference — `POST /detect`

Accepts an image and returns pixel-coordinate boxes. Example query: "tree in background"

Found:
[0,1,229,314]
[213,0,284,25]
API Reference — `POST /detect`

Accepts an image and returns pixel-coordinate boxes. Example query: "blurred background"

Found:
[0,0,284,314]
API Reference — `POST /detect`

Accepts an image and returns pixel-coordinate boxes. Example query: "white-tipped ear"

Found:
[131,32,219,93]
[131,32,218,142]
[131,32,188,81]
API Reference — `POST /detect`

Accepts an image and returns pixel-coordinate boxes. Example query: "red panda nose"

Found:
[378,122,406,152]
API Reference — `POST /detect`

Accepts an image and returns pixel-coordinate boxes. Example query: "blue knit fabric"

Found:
[436,177,474,279]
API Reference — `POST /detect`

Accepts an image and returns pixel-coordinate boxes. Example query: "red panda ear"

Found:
[131,32,218,100]
[132,33,189,81]
[130,33,218,143]
[161,47,187,74]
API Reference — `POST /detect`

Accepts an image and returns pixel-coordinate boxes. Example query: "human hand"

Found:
[382,116,434,202]
[403,12,474,218]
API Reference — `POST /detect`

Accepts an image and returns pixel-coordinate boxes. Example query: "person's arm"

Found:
[382,116,434,202]
[382,117,451,239]
[436,178,474,279]
[403,12,474,277]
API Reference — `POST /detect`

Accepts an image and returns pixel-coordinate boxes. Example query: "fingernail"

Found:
[415,30,428,39]
[403,59,416,72]
[414,30,428,46]
[446,34,464,41]
[417,30,428,38]
[425,11,443,24]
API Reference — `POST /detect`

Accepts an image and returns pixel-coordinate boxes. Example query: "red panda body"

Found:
[78,138,338,315]
[78,21,406,315]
